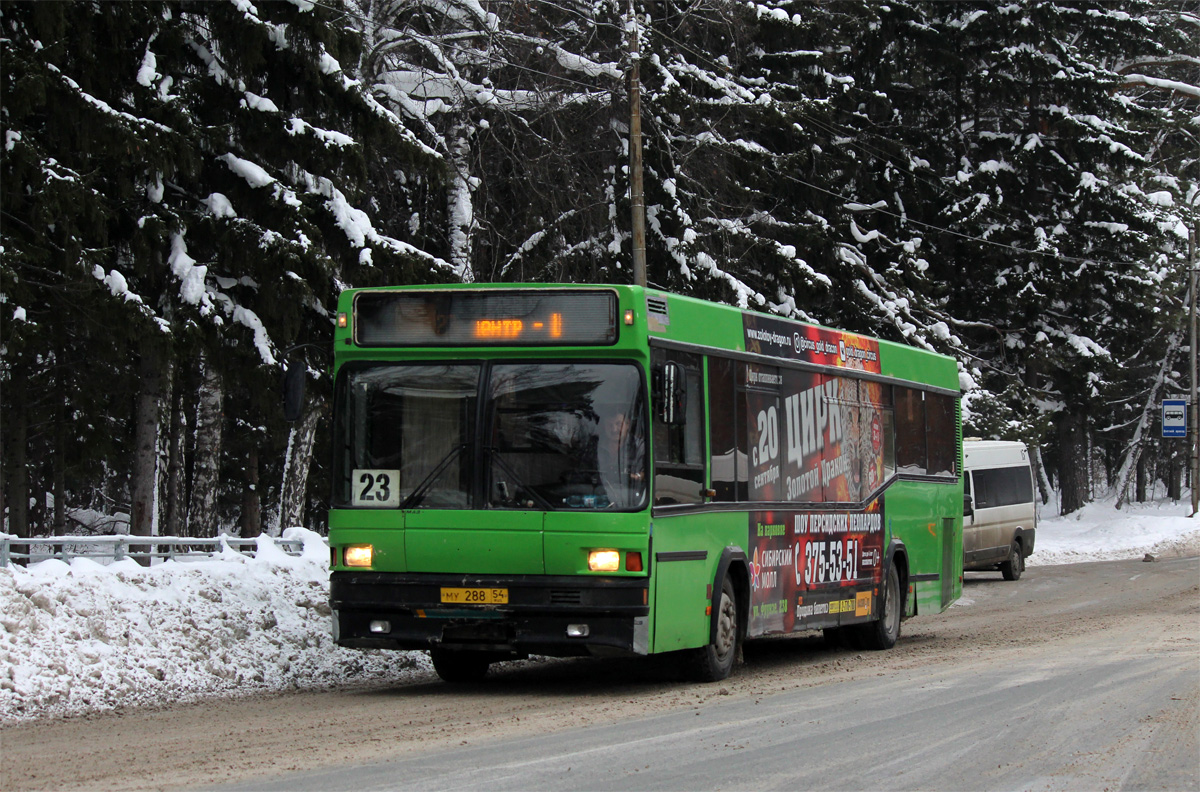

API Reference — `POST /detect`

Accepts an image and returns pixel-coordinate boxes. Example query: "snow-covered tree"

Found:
[631,1,840,313]
[355,0,631,283]
[2,0,444,536]
[1108,2,1200,506]
[3,0,1193,534]
[909,2,1186,512]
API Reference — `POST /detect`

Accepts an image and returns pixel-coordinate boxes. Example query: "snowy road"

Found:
[4,555,1196,792]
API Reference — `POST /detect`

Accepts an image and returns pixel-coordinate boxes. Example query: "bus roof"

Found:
[641,287,959,393]
[335,283,961,393]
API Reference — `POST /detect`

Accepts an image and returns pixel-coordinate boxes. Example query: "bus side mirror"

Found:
[963,493,974,517]
[283,363,306,422]
[655,361,687,425]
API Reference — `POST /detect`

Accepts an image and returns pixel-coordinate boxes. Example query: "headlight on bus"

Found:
[343,544,373,568]
[587,549,621,572]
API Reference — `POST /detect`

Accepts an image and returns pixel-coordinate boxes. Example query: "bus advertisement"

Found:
[308,285,963,683]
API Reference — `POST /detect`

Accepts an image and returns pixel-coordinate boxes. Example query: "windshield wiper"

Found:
[400,443,467,509]
[485,447,555,511]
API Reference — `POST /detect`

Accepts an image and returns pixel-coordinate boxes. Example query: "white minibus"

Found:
[963,440,1036,580]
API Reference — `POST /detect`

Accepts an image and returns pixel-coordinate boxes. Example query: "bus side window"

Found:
[925,393,957,477]
[895,387,927,475]
[881,386,896,482]
[708,356,738,501]
[856,381,895,494]
[652,350,705,505]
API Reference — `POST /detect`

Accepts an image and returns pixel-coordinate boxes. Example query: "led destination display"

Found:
[354,289,618,346]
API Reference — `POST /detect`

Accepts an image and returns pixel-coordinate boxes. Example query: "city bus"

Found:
[316,284,963,682]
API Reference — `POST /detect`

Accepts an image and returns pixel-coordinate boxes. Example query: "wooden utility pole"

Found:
[627,0,647,288]
[1191,221,1198,516]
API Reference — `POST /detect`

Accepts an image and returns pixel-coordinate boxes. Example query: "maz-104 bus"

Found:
[310,285,963,683]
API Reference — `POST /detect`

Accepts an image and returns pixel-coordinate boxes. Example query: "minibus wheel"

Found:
[1001,541,1024,581]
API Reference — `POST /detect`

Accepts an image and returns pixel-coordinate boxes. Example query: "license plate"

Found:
[440,587,508,605]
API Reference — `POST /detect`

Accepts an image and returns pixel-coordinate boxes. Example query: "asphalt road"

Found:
[232,634,1197,791]
[217,556,1198,792]
[4,556,1197,792]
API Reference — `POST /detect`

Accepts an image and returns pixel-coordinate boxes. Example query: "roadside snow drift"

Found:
[1025,499,1200,567]
[0,529,425,722]
[1,502,1196,723]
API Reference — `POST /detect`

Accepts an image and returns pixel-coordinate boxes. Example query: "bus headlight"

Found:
[587,549,620,572]
[344,544,373,568]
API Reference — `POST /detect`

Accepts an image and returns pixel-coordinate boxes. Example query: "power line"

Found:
[769,166,1179,269]
[644,22,1037,234]
[304,0,1189,271]
[307,0,621,95]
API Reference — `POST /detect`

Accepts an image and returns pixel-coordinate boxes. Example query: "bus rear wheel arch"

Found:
[855,561,903,651]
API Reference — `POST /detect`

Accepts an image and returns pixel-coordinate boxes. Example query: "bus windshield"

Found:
[334,362,647,511]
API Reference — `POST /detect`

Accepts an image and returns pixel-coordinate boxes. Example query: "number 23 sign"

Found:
[352,469,400,507]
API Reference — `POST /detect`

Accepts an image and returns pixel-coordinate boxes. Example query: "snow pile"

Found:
[1,502,1196,724]
[0,529,426,723]
[1027,498,1200,567]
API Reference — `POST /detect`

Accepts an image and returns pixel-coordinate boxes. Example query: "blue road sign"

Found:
[1162,399,1188,438]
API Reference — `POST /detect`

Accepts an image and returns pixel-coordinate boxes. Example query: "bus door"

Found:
[649,350,714,653]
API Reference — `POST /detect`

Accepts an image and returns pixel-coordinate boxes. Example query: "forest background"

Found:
[2,0,1198,541]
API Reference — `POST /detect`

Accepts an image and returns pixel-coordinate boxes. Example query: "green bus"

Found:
[320,284,962,682]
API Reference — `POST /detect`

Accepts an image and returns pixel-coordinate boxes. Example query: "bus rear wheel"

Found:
[1001,540,1024,581]
[430,649,491,683]
[686,576,739,682]
[856,563,901,650]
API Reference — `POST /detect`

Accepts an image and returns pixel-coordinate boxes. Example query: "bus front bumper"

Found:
[330,571,651,657]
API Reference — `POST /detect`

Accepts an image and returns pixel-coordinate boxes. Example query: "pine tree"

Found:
[3,2,170,536]
[2,1,443,536]
[632,1,841,311]
[914,1,1180,512]
[1108,2,1200,505]
[4,0,1192,531]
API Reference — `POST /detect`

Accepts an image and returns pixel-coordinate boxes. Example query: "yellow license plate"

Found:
[440,587,508,605]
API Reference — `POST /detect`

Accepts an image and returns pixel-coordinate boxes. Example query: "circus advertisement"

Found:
[743,313,882,375]
[781,372,888,504]
[744,363,784,503]
[745,365,888,506]
[747,499,885,637]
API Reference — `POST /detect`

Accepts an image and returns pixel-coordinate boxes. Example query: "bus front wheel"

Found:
[856,563,901,651]
[686,575,740,682]
[430,649,491,683]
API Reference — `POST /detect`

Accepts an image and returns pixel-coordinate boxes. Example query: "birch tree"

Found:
[356,0,626,283]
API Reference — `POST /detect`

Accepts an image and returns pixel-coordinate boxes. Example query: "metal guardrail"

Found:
[0,534,306,567]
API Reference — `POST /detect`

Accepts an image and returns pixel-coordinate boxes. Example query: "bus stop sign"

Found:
[1162,399,1188,438]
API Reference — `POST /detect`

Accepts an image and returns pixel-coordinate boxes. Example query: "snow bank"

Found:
[2,503,1196,724]
[0,528,426,723]
[1027,498,1200,567]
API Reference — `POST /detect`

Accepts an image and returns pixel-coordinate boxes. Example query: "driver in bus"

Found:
[596,408,646,509]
